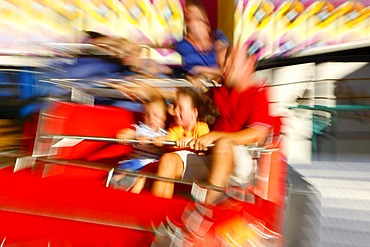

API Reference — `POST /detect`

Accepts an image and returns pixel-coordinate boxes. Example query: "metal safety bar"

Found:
[39,134,194,146]
[39,134,280,153]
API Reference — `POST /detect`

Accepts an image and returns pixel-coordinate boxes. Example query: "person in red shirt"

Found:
[151,45,273,203]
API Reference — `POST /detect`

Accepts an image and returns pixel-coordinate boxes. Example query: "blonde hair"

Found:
[144,96,168,116]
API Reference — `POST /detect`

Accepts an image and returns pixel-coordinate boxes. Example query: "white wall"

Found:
[256,62,370,163]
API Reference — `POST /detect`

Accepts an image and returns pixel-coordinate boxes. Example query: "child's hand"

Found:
[117,133,129,144]
[176,137,193,149]
[153,136,167,146]
[117,128,135,144]
[136,135,150,145]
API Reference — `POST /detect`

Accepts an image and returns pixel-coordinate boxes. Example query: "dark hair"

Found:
[176,87,219,126]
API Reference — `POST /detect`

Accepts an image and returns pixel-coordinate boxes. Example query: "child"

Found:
[156,87,217,153]
[131,87,219,193]
[109,96,168,189]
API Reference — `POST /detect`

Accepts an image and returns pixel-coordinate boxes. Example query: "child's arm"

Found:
[116,128,136,144]
[152,126,181,147]
[152,135,169,147]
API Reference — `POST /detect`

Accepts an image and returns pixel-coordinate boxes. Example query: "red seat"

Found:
[37,102,135,162]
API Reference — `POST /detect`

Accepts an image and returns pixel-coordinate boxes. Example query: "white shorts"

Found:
[174,150,194,178]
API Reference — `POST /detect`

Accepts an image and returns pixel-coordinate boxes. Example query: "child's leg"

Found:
[130,176,146,193]
[151,152,184,198]
[110,159,148,190]
[109,171,139,191]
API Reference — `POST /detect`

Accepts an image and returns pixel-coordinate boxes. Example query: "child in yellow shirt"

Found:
[131,87,219,193]
[167,87,214,144]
